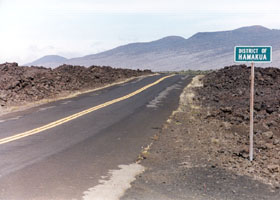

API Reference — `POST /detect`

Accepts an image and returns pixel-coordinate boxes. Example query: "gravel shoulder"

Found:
[122,69,280,200]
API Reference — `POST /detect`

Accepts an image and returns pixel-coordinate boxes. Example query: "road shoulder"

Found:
[122,75,280,200]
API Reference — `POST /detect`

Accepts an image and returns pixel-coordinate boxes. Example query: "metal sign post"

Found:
[234,46,272,161]
[249,62,254,161]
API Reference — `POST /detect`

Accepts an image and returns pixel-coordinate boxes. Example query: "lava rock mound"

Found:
[0,63,152,107]
[197,65,280,136]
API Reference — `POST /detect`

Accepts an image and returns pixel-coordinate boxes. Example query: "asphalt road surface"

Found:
[0,74,192,200]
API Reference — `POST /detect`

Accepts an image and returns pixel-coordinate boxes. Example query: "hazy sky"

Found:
[1,0,280,64]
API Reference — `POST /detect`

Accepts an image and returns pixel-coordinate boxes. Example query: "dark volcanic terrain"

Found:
[197,65,280,136]
[195,65,280,186]
[0,63,151,108]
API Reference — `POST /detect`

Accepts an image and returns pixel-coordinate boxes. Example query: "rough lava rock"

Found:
[197,65,280,137]
[195,65,280,187]
[0,63,152,107]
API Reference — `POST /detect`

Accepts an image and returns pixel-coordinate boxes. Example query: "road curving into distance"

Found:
[0,74,192,200]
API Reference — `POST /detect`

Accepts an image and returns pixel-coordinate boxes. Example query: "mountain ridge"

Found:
[27,25,280,71]
[26,55,67,67]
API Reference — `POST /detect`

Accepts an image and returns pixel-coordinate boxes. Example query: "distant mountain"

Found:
[26,55,67,68]
[27,25,280,71]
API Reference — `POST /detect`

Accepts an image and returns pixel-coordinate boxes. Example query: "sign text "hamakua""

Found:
[234,46,272,63]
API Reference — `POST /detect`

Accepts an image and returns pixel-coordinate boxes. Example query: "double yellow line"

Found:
[0,75,174,145]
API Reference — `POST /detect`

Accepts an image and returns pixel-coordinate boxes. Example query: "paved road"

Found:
[0,74,192,200]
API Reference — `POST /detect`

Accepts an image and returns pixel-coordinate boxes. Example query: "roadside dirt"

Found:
[0,63,152,115]
[122,66,280,200]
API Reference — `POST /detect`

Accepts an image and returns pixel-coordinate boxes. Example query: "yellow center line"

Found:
[0,74,174,145]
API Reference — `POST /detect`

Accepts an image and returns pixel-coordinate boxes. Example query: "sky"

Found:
[1,0,280,64]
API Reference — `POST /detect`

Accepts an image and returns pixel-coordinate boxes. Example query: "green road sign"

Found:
[234,46,272,63]
[234,46,273,161]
